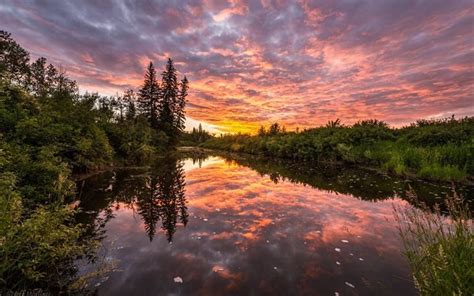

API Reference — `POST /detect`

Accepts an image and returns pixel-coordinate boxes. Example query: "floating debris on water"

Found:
[336,261,341,265]
[203,218,209,222]
[345,281,355,288]
[341,240,349,243]
[335,292,339,296]
[174,276,183,283]
[266,240,270,243]
[335,248,341,252]
[350,253,354,256]
[359,258,364,261]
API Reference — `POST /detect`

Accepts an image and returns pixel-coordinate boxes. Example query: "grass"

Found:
[393,189,474,295]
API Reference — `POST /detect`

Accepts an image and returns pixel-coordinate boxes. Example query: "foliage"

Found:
[138,62,161,129]
[0,31,189,291]
[0,154,96,292]
[203,118,474,181]
[393,190,473,295]
[0,30,30,83]
[138,59,188,145]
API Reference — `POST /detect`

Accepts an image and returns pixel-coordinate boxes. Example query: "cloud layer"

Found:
[1,0,473,132]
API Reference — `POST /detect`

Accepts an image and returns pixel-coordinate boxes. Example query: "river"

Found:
[75,153,473,295]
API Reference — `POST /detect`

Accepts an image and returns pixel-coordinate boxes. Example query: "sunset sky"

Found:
[1,1,473,133]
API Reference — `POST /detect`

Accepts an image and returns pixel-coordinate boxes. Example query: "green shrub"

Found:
[0,173,96,292]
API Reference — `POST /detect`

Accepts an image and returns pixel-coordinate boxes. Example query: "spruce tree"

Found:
[176,76,188,133]
[159,58,179,143]
[138,62,160,129]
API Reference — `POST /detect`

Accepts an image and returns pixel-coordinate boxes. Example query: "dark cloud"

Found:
[1,0,472,132]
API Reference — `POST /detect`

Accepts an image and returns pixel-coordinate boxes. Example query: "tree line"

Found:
[202,117,474,182]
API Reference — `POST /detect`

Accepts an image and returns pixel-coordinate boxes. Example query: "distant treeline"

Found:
[0,30,187,292]
[180,123,213,145]
[202,118,474,182]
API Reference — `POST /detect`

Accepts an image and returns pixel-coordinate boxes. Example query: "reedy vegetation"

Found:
[0,31,187,292]
[202,118,474,182]
[393,190,473,295]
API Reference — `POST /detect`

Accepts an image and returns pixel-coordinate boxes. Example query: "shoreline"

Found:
[71,146,473,187]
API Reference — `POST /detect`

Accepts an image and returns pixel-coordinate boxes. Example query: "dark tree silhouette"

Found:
[137,176,162,241]
[29,57,47,96]
[138,62,160,129]
[176,76,188,133]
[135,155,187,242]
[0,30,30,83]
[258,126,266,137]
[158,58,179,143]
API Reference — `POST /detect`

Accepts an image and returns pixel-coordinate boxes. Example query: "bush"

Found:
[0,173,96,292]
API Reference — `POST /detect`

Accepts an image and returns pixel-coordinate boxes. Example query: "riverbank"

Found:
[201,118,473,183]
[206,147,474,187]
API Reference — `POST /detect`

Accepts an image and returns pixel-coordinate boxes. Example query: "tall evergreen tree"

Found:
[159,58,179,143]
[176,76,188,133]
[138,62,160,129]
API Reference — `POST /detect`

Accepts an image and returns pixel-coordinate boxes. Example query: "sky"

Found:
[1,0,473,133]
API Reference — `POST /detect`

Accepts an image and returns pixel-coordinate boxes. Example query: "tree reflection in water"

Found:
[77,154,194,243]
[137,155,188,242]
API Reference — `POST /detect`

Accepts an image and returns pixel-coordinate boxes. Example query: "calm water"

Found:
[76,154,473,295]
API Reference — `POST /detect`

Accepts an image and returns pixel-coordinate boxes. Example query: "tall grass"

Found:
[393,189,473,295]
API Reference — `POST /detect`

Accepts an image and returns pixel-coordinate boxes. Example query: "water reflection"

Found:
[77,155,188,243]
[137,156,187,241]
[217,153,473,207]
[76,153,472,295]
